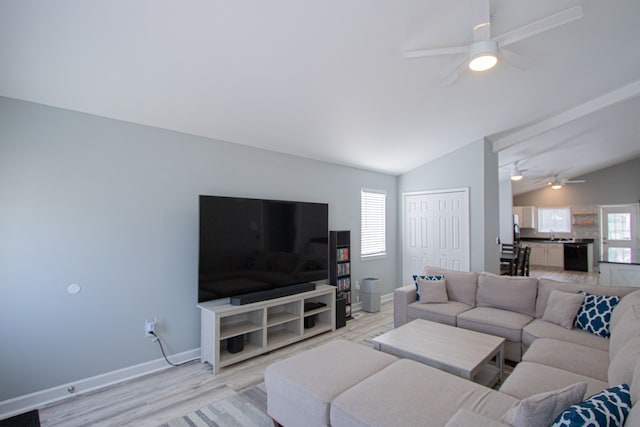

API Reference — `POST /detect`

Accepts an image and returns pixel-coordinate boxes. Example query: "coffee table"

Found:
[372,319,505,387]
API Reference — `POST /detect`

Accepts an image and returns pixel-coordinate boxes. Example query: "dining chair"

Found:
[500,244,519,276]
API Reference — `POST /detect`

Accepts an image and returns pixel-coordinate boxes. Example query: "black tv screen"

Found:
[198,195,329,303]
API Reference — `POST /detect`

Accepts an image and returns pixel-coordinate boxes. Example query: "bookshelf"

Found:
[330,230,352,320]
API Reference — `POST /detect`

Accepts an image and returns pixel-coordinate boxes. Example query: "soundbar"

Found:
[230,282,316,305]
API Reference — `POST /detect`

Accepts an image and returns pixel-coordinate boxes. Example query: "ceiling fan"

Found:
[546,173,586,190]
[404,1,583,85]
[509,161,527,181]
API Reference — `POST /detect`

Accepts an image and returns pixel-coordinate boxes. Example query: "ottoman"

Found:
[265,339,398,427]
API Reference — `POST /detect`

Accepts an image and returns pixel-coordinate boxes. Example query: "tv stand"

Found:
[198,284,336,373]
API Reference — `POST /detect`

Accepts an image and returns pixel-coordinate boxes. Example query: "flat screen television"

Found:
[198,195,329,303]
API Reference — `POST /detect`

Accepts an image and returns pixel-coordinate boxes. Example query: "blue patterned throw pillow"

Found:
[412,275,444,301]
[551,384,631,427]
[574,291,620,338]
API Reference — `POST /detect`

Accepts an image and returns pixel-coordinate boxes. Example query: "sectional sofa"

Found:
[265,268,640,426]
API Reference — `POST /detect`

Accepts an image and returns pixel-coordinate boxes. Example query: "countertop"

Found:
[600,249,640,265]
[520,238,594,244]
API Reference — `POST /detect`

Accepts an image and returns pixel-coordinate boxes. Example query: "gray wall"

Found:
[397,138,500,281]
[514,157,640,207]
[0,97,397,401]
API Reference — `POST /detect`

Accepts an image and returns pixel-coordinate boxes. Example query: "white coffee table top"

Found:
[372,319,505,384]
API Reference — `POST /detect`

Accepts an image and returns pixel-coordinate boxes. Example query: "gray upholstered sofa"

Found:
[265,268,640,426]
[394,267,638,362]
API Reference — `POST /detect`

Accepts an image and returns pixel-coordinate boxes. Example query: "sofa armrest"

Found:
[444,409,508,427]
[393,285,417,327]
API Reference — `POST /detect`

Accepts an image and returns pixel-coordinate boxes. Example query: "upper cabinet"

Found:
[513,206,536,229]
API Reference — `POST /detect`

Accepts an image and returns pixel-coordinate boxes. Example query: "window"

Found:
[537,207,571,233]
[361,189,386,259]
[607,213,631,241]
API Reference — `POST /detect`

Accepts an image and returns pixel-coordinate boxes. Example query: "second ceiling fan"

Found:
[404,1,583,85]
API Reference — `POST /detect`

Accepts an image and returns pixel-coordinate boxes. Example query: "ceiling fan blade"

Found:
[472,0,491,42]
[500,48,532,70]
[563,179,586,184]
[494,6,583,47]
[403,45,468,59]
[441,59,468,86]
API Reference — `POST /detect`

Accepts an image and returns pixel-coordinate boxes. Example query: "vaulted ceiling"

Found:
[1,1,639,193]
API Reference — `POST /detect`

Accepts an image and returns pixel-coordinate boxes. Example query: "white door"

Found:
[403,189,470,285]
[601,204,640,262]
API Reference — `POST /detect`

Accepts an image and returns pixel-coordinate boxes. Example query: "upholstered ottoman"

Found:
[265,339,398,427]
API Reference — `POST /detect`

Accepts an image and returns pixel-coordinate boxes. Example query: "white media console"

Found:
[198,284,336,373]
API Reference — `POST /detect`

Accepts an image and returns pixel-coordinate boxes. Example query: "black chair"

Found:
[500,244,519,276]
[516,246,531,276]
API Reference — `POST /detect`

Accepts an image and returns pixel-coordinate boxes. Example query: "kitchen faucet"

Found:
[549,230,555,240]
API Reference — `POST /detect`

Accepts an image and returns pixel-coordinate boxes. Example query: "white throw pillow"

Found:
[499,382,587,427]
[542,289,585,329]
[416,277,448,304]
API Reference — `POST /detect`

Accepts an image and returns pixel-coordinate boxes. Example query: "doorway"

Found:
[402,189,470,285]
[600,204,640,262]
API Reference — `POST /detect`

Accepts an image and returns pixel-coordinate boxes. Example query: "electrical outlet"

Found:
[145,317,157,337]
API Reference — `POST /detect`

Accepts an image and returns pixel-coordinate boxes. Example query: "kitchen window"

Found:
[537,207,571,233]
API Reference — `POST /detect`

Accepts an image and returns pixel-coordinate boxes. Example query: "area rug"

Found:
[0,409,40,427]
[160,383,271,427]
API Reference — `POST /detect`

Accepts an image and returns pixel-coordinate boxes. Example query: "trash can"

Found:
[361,278,380,312]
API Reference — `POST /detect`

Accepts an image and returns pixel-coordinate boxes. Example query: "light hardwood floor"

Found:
[38,268,598,426]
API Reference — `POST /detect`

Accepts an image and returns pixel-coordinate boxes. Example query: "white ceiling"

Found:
[1,1,639,193]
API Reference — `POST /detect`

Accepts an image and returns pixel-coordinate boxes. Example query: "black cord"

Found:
[149,331,192,367]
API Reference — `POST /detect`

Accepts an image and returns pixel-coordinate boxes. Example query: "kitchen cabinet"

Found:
[522,242,563,268]
[513,206,536,229]
[547,244,564,268]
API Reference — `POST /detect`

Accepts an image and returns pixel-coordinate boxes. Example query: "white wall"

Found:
[499,179,514,244]
[0,97,397,402]
[397,138,500,281]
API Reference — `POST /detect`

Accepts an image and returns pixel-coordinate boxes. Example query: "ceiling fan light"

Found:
[468,40,498,72]
[551,184,563,190]
[510,165,523,181]
[469,54,497,71]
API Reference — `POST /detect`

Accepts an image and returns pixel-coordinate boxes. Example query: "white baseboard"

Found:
[0,348,200,420]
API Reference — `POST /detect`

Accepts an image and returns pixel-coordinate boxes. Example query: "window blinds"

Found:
[361,189,386,258]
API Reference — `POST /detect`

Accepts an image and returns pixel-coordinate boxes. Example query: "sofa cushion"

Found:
[499,362,609,400]
[499,382,587,427]
[424,267,478,306]
[609,336,640,387]
[407,300,472,326]
[416,276,448,303]
[330,359,518,427]
[610,290,640,331]
[522,338,610,382]
[624,401,640,427]
[265,339,398,427]
[542,289,585,329]
[476,273,538,317]
[445,409,509,427]
[610,304,640,359]
[535,279,634,318]
[551,384,632,427]
[522,319,609,351]
[412,274,444,301]
[457,307,533,342]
